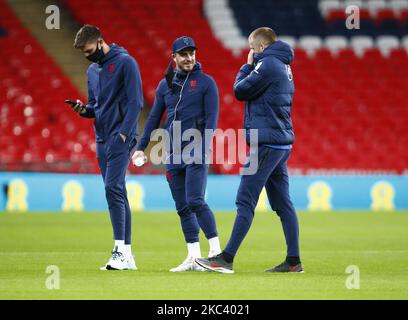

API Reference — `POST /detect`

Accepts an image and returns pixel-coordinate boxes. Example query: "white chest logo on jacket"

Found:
[254,61,263,74]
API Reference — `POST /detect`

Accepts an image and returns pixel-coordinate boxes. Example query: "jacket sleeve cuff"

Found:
[135,140,146,152]
[119,126,132,138]
[240,64,253,74]
[79,106,95,118]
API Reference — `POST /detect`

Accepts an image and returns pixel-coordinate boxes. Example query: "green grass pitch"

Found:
[0,210,407,299]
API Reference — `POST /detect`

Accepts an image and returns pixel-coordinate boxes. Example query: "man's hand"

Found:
[247,49,254,66]
[132,150,147,167]
[65,99,86,114]
[119,133,127,143]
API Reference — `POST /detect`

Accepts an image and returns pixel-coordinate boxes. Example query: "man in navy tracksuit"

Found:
[68,25,143,270]
[196,27,302,274]
[133,36,221,272]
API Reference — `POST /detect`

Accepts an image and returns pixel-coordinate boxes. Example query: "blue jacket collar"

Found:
[173,62,202,86]
[253,40,294,65]
[174,62,202,79]
[98,43,128,65]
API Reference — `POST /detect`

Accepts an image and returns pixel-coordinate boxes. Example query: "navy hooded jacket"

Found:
[234,40,295,146]
[81,44,143,143]
[136,62,219,160]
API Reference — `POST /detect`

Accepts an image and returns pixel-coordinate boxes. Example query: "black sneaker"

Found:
[265,261,304,273]
[195,254,234,274]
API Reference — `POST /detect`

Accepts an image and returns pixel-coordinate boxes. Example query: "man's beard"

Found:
[177,61,195,72]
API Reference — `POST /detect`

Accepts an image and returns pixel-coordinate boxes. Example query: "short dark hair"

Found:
[73,24,102,49]
[249,27,277,46]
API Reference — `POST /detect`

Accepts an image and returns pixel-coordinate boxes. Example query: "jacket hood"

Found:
[99,43,128,65]
[254,40,294,65]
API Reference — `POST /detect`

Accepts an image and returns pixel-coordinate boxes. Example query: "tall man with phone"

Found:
[66,25,143,270]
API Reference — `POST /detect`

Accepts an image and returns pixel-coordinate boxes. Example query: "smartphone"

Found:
[65,100,85,113]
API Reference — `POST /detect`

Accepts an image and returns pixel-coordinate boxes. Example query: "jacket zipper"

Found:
[118,101,124,121]
[97,66,105,140]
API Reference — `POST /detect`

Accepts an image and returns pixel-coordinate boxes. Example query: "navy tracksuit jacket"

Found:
[136,62,219,242]
[136,62,218,165]
[81,44,143,243]
[224,40,300,258]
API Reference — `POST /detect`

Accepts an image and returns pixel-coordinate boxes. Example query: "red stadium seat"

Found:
[0,0,97,173]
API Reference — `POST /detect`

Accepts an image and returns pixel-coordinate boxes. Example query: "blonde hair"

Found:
[249,27,277,46]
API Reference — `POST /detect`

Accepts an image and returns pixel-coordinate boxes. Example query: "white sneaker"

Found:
[169,256,206,272]
[100,249,128,270]
[127,255,138,270]
[100,255,137,271]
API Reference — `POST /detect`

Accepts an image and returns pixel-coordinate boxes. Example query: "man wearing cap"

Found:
[133,36,221,272]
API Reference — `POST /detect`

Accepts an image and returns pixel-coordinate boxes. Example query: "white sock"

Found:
[124,244,132,258]
[187,242,201,258]
[113,240,125,254]
[208,237,221,256]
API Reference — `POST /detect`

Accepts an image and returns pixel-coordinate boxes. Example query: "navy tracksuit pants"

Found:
[224,146,300,258]
[96,134,137,244]
[166,163,218,243]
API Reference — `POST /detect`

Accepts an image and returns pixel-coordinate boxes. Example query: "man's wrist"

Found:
[241,64,254,73]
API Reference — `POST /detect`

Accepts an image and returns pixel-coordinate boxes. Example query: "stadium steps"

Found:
[7,0,155,169]
[6,0,89,96]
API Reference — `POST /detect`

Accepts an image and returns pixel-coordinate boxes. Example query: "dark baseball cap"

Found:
[172,36,197,53]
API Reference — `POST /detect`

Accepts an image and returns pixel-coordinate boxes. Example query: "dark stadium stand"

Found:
[230,0,327,37]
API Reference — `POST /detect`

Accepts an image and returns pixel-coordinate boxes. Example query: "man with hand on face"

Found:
[133,36,221,272]
[67,25,143,270]
[196,27,302,274]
